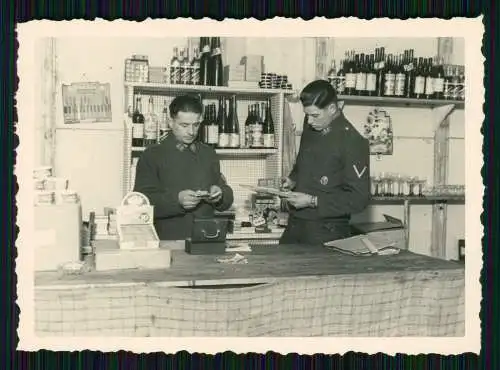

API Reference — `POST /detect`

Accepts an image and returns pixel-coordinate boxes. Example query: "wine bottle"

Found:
[404,50,415,98]
[144,96,158,146]
[181,47,192,85]
[210,37,224,87]
[345,51,356,95]
[458,67,465,101]
[206,104,219,147]
[217,98,229,148]
[263,99,275,149]
[336,59,346,95]
[251,104,264,148]
[227,96,240,148]
[132,95,145,147]
[394,54,406,97]
[356,54,367,96]
[191,46,201,86]
[170,47,181,85]
[199,37,211,86]
[375,47,386,97]
[413,57,426,99]
[433,57,445,100]
[383,54,395,96]
[425,58,434,99]
[244,105,255,148]
[160,99,169,138]
[366,54,377,96]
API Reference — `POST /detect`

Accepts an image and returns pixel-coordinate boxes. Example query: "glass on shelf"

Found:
[417,178,427,197]
[407,176,419,197]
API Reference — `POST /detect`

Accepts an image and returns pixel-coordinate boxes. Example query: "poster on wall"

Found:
[363,108,394,155]
[61,82,112,124]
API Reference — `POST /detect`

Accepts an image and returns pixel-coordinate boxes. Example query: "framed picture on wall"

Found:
[363,108,394,155]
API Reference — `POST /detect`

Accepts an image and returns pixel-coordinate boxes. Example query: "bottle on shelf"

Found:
[251,103,264,148]
[383,54,395,97]
[424,57,434,99]
[170,47,181,85]
[191,46,201,86]
[432,56,445,100]
[199,37,211,86]
[132,95,145,147]
[144,96,158,146]
[262,99,275,149]
[355,53,367,96]
[404,50,415,98]
[160,99,170,139]
[217,97,229,148]
[365,54,377,97]
[180,47,192,85]
[244,105,254,148]
[457,67,465,101]
[375,47,386,97]
[344,51,356,96]
[198,103,208,143]
[336,59,346,95]
[206,104,219,147]
[394,54,406,97]
[413,57,426,99]
[227,95,240,148]
[210,37,224,87]
[327,59,337,89]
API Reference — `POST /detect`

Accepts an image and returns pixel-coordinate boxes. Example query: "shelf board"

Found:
[125,82,290,97]
[371,195,465,203]
[320,95,464,109]
[131,146,277,155]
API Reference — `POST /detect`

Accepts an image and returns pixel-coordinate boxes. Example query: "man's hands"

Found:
[178,185,223,210]
[280,177,296,191]
[178,190,202,210]
[283,192,315,209]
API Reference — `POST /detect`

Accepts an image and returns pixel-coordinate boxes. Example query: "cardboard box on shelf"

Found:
[242,55,264,82]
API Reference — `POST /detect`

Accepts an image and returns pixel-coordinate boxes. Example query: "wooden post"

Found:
[430,37,453,259]
[39,37,58,168]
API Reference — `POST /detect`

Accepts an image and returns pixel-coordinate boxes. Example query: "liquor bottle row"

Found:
[328,48,465,101]
[199,97,276,149]
[130,95,170,148]
[168,37,224,87]
[129,94,276,150]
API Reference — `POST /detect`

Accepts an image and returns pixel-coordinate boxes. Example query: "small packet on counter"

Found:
[225,243,252,253]
[216,253,248,264]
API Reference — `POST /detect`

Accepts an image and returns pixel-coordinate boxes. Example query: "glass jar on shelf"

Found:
[417,178,427,197]
[408,176,419,197]
[385,173,395,197]
[395,174,405,197]
[370,175,381,196]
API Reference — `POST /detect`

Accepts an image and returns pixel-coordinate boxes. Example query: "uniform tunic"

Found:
[280,112,370,245]
[133,134,234,240]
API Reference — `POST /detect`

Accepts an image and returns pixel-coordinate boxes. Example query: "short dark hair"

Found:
[299,79,338,109]
[169,94,203,118]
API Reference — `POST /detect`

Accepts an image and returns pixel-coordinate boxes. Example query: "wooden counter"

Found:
[35,242,465,337]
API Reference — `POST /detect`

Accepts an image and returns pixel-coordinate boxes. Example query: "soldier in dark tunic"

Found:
[134,95,234,240]
[280,80,370,245]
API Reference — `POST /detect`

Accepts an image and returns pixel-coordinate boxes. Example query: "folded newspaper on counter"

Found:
[324,234,401,256]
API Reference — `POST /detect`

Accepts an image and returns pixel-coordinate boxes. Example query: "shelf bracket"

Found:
[432,104,455,132]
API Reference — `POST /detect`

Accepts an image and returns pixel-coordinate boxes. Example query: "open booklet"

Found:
[324,234,401,256]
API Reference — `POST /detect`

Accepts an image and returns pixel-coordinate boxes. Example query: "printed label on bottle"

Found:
[191,67,200,85]
[457,84,465,100]
[414,76,425,94]
[132,123,144,139]
[403,63,414,72]
[336,76,346,93]
[211,47,221,56]
[207,126,219,144]
[375,61,386,70]
[425,77,434,95]
[263,134,275,148]
[229,134,240,148]
[144,119,157,140]
[218,133,230,148]
[433,77,445,93]
[181,66,191,85]
[355,73,367,91]
[251,131,263,148]
[345,73,357,88]
[365,74,376,92]
[384,74,395,95]
[394,74,406,96]
[170,66,181,84]
[202,45,211,53]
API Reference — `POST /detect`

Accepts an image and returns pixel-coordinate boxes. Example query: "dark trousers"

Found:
[279,216,351,246]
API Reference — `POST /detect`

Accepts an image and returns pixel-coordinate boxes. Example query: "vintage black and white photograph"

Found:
[17,18,483,353]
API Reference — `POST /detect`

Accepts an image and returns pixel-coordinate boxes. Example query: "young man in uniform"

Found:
[280,79,370,245]
[134,95,234,240]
